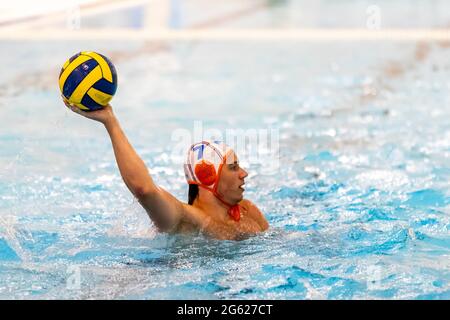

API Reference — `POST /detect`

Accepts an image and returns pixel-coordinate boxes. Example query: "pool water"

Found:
[0,38,449,299]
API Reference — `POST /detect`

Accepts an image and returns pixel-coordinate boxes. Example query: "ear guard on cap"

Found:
[194,160,217,186]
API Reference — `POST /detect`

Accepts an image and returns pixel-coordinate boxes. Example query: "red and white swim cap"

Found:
[184,140,233,190]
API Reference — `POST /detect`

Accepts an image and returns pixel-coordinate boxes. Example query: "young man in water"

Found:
[63,100,269,240]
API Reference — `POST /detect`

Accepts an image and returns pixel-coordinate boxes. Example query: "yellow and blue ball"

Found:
[59,51,118,111]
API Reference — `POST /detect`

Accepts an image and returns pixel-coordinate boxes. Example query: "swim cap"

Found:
[184,141,233,190]
[184,141,241,221]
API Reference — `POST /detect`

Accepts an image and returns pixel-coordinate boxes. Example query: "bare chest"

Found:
[230,213,263,234]
[177,205,263,239]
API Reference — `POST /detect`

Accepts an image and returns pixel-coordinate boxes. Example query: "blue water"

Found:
[0,36,450,299]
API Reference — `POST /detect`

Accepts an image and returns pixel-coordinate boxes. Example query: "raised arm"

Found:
[63,99,183,232]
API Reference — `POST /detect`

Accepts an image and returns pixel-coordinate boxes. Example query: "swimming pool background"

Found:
[0,35,449,299]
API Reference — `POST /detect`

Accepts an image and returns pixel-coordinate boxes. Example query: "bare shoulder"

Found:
[239,199,261,214]
[179,202,212,230]
[240,199,269,230]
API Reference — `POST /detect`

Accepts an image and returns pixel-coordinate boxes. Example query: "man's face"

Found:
[216,151,248,204]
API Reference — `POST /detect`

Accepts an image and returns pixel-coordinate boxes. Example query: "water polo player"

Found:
[62,100,269,240]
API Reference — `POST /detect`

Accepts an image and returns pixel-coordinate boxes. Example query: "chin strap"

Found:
[197,185,241,222]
